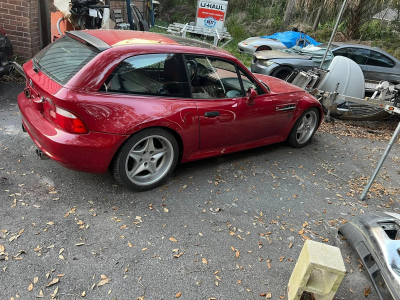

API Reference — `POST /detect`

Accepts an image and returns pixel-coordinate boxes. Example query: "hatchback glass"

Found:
[34,35,100,85]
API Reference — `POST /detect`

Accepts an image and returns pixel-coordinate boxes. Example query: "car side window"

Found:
[185,55,246,99]
[101,53,189,97]
[332,48,349,58]
[238,68,265,95]
[346,48,370,65]
[366,50,395,68]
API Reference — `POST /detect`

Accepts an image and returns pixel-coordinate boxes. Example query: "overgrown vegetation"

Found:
[153,0,400,64]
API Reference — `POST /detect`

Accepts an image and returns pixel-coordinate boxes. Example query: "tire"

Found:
[287,108,320,148]
[271,66,294,80]
[112,128,179,191]
[256,46,271,52]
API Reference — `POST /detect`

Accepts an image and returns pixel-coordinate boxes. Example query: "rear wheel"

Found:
[271,66,293,80]
[287,108,320,148]
[256,46,272,52]
[112,128,179,191]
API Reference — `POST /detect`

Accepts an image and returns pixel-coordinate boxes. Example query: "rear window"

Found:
[34,35,100,85]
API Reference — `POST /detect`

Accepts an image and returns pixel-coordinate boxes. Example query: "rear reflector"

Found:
[50,106,88,134]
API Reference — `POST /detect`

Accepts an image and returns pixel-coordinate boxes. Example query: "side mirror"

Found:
[246,88,258,106]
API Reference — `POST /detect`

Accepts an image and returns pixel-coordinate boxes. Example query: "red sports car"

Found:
[18,30,323,191]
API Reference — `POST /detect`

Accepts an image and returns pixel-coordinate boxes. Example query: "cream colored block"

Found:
[287,240,346,300]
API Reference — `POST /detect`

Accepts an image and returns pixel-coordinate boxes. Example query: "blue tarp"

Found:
[260,31,320,49]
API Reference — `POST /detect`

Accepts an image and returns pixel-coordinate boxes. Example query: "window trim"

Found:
[98,53,191,98]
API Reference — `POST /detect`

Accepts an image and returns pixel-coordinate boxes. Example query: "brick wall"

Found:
[0,0,150,62]
[0,0,41,62]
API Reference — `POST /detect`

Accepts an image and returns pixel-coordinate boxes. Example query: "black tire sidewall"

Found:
[287,107,320,148]
[271,66,293,79]
[113,128,179,191]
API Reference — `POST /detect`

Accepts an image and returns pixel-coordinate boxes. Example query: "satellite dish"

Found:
[318,55,365,99]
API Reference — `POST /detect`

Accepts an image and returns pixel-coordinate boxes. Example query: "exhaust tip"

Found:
[36,148,49,160]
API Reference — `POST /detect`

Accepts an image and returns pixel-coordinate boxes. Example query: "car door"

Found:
[365,50,400,83]
[184,55,275,150]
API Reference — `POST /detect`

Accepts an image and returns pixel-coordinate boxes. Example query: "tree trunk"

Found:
[282,0,296,30]
[312,7,323,31]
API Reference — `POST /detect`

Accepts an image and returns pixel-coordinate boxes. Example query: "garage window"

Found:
[101,53,189,97]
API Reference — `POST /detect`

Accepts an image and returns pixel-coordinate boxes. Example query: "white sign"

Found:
[196,0,228,30]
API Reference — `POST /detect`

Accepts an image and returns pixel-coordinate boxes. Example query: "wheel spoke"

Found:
[129,162,147,177]
[148,161,158,175]
[152,149,167,161]
[129,152,142,162]
[145,137,156,153]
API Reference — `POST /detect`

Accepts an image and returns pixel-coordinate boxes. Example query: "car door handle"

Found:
[204,111,220,117]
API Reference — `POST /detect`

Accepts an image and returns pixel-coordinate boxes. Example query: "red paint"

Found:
[18,30,323,175]
[198,8,225,21]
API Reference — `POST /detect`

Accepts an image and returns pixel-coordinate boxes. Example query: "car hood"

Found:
[254,74,305,94]
[255,50,310,60]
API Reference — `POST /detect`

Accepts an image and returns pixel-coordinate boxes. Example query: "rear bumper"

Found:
[339,213,400,299]
[18,92,128,173]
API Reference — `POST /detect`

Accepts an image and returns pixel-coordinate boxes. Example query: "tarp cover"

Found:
[260,31,320,48]
[280,45,334,68]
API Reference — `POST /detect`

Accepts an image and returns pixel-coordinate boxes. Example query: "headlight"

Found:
[242,40,256,45]
[258,60,275,67]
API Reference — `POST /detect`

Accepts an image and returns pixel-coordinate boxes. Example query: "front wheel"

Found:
[112,128,179,191]
[271,66,293,80]
[287,108,320,148]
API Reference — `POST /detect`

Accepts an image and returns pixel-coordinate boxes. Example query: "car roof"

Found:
[80,30,224,52]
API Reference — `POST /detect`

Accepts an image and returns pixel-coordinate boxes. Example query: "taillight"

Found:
[49,107,88,134]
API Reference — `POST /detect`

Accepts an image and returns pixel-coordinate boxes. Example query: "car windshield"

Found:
[34,35,100,85]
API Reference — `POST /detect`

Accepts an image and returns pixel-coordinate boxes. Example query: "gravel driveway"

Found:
[1,82,399,300]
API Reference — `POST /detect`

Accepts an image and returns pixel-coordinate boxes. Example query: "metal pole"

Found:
[126,0,134,30]
[360,121,400,200]
[319,0,348,68]
[150,0,154,27]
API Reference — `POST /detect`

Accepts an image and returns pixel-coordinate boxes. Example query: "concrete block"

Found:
[287,240,346,300]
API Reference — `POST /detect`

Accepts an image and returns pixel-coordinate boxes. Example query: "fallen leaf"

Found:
[120,225,127,230]
[28,282,33,291]
[0,245,4,252]
[37,290,44,298]
[175,292,182,298]
[202,257,208,265]
[169,237,178,242]
[164,208,169,213]
[97,275,110,287]
[235,250,240,258]
[364,286,371,296]
[266,292,272,298]
[81,291,86,297]
[46,278,59,287]
[34,277,38,284]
